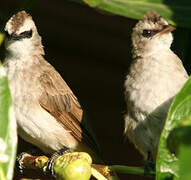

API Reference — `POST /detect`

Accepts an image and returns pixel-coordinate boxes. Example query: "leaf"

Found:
[156,76,191,179]
[0,32,4,47]
[0,63,17,180]
[177,144,191,180]
[167,116,191,180]
[79,0,191,28]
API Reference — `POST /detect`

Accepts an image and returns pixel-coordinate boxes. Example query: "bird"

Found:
[124,11,188,163]
[3,11,100,172]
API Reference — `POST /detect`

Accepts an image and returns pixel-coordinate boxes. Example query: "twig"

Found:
[110,165,155,177]
[18,153,118,180]
[18,153,155,179]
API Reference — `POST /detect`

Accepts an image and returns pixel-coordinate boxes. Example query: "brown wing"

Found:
[38,66,83,143]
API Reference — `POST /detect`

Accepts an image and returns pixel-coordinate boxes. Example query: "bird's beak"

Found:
[154,25,176,37]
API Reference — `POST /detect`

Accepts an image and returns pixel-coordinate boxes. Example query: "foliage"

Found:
[79,0,191,28]
[156,76,191,179]
[0,62,17,180]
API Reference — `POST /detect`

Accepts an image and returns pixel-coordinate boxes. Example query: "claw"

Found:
[43,146,70,175]
[16,152,31,174]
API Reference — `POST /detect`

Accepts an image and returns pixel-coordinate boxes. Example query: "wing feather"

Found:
[38,66,83,142]
[37,61,100,156]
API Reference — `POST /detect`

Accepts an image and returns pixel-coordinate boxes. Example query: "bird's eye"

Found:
[142,29,158,38]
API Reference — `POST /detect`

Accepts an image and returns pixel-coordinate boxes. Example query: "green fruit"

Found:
[54,152,92,180]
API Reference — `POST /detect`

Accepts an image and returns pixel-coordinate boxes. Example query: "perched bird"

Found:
[3,11,100,171]
[124,11,188,162]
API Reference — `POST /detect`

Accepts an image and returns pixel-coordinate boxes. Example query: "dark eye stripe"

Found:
[142,29,159,38]
[5,29,33,41]
[19,30,33,38]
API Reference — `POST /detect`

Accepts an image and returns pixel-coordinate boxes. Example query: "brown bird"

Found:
[3,11,100,172]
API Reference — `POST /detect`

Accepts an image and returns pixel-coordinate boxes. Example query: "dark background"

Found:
[2,0,188,179]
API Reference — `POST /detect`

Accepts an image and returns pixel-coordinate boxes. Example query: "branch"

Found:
[18,152,118,180]
[110,165,155,177]
[18,153,155,179]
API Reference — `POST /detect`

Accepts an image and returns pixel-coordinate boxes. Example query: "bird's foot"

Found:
[144,159,155,176]
[144,152,155,176]
[16,152,31,174]
[43,146,71,175]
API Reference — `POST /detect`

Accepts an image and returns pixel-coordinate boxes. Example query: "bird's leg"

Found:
[144,151,155,176]
[43,146,71,175]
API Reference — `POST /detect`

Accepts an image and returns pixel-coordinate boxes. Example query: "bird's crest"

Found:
[5,11,30,33]
[143,11,165,26]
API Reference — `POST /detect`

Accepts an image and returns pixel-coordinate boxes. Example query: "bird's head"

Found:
[132,11,175,58]
[4,11,44,57]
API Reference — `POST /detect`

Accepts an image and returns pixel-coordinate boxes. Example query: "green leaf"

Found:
[0,63,17,180]
[79,0,191,28]
[167,116,191,180]
[156,76,191,179]
[177,144,191,180]
[0,32,4,47]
